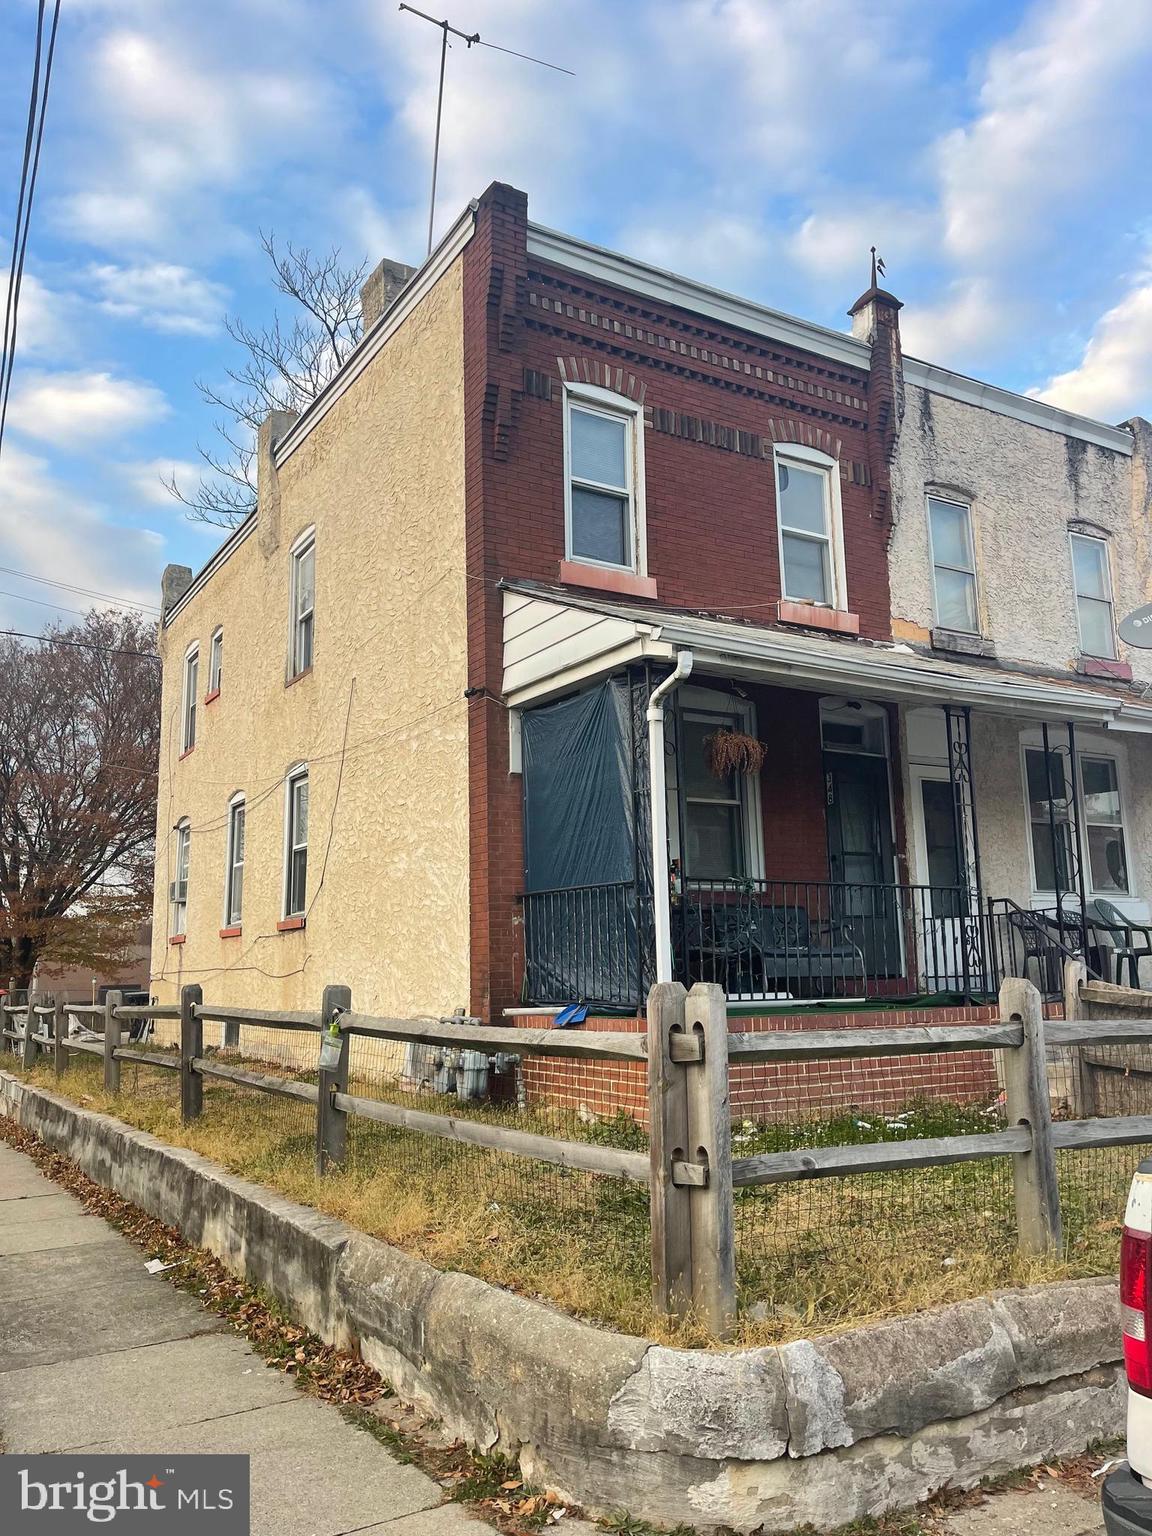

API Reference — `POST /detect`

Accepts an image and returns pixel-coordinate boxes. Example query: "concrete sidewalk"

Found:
[0,1140,494,1536]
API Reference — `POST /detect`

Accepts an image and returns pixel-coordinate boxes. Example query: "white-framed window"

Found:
[774,445,846,609]
[670,688,764,883]
[181,646,199,752]
[289,531,315,677]
[563,384,645,573]
[224,795,245,927]
[927,494,979,634]
[171,820,190,936]
[208,627,223,694]
[283,767,309,917]
[1070,532,1117,659]
[1022,740,1130,897]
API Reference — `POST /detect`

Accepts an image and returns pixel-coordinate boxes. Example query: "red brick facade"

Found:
[461,184,901,1025]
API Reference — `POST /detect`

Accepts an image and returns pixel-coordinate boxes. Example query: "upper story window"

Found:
[284,767,309,917]
[564,386,644,572]
[181,646,199,753]
[927,495,979,634]
[171,820,190,936]
[207,627,223,696]
[290,532,315,678]
[225,795,245,927]
[1070,533,1116,659]
[774,447,845,609]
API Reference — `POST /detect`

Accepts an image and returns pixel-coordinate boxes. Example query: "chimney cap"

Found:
[848,285,903,318]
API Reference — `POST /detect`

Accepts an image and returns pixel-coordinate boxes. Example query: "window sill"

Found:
[178,746,195,761]
[168,935,186,947]
[286,666,313,690]
[219,925,242,939]
[276,916,306,933]
[931,628,997,659]
[1078,655,1132,682]
[204,689,221,705]
[777,599,860,636]
[559,560,658,600]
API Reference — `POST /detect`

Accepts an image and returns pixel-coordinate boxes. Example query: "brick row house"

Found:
[151,182,1152,1115]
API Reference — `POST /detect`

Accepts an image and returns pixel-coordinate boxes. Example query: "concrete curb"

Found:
[0,1073,1124,1534]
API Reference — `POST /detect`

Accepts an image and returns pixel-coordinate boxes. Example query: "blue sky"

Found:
[3,0,1152,629]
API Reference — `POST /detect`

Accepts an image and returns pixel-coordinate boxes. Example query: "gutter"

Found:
[647,652,693,985]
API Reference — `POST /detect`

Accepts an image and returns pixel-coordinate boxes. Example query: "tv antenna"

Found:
[399,5,573,257]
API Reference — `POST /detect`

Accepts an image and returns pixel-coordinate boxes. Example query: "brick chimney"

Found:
[849,279,904,528]
[360,257,417,330]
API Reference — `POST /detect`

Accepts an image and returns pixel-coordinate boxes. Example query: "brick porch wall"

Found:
[510,1003,1063,1126]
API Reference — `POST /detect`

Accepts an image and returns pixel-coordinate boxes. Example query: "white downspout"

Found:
[647,651,694,984]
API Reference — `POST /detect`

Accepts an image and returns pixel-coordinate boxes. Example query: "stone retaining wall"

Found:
[0,1072,1123,1534]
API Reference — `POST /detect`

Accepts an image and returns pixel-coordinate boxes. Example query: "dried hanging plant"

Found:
[706,728,767,777]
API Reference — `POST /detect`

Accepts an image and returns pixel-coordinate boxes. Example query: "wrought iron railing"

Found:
[677,878,989,1002]
[521,881,653,1009]
[985,897,1106,1001]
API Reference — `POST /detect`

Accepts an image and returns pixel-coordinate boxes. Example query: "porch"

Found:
[505,583,1152,1015]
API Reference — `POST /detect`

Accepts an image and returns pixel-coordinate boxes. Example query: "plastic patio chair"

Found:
[1088,897,1152,988]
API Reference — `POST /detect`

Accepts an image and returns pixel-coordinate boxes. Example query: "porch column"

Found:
[1064,721,1092,961]
[943,704,985,999]
[1039,721,1090,960]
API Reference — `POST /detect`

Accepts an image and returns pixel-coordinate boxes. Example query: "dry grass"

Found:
[8,1051,1125,1348]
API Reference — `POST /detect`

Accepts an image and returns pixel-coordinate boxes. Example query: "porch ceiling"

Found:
[501,581,1152,729]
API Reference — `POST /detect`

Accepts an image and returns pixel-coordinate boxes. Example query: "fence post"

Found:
[1001,977,1062,1255]
[684,982,737,1339]
[1062,957,1096,1118]
[316,984,351,1174]
[648,982,692,1319]
[103,990,123,1095]
[22,992,39,1069]
[180,983,203,1123]
[53,997,66,1078]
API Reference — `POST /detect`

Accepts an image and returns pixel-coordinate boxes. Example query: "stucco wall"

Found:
[150,259,469,1015]
[890,385,1152,680]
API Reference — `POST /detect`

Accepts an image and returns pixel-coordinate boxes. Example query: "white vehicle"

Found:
[1106,1160,1152,1532]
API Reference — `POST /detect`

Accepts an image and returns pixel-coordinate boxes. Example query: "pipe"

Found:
[647,651,694,984]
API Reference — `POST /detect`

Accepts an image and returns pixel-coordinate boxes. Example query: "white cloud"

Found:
[937,0,1152,268]
[0,446,164,627]
[119,457,205,507]
[1031,272,1152,422]
[789,205,935,285]
[6,370,169,446]
[87,262,227,334]
[0,270,78,357]
[618,215,776,294]
[900,278,1013,365]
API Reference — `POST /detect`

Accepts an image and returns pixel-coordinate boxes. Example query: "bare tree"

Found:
[0,612,160,987]
[168,234,368,529]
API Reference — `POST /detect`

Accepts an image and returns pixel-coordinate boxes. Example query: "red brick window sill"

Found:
[285,666,313,690]
[1079,655,1133,682]
[777,599,861,636]
[558,560,658,600]
[219,925,242,939]
[276,916,306,933]
[168,934,186,946]
[178,746,195,761]
[204,688,221,705]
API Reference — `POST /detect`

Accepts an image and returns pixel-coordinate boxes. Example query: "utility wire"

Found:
[0,563,160,612]
[0,628,160,661]
[0,0,62,461]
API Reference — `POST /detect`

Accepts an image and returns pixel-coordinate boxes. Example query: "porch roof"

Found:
[501,581,1152,729]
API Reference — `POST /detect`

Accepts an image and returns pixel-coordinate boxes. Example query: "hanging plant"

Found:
[706,728,767,777]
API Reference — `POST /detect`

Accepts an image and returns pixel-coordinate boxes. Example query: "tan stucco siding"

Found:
[150,259,469,1016]
[890,387,1152,680]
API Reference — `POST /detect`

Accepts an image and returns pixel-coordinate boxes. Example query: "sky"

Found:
[3,0,1152,631]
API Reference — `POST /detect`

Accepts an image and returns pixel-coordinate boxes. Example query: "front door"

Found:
[825,750,900,976]
[911,769,970,991]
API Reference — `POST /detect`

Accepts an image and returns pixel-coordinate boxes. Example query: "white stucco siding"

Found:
[890,385,1152,681]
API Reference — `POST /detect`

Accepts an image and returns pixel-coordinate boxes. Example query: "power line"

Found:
[0,588,101,619]
[0,628,160,661]
[0,0,61,462]
[0,564,160,614]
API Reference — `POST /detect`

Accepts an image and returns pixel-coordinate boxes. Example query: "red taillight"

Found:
[1122,1225,1152,1395]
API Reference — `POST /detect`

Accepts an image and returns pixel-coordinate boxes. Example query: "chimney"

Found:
[160,564,193,620]
[256,408,300,559]
[848,277,904,528]
[360,257,417,331]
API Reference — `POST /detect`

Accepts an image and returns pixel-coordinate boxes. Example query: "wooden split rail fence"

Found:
[6,972,1152,1338]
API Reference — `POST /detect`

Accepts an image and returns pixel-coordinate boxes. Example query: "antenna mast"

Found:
[398,4,573,257]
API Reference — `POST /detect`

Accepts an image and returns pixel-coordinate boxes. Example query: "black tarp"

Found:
[521,674,654,1006]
